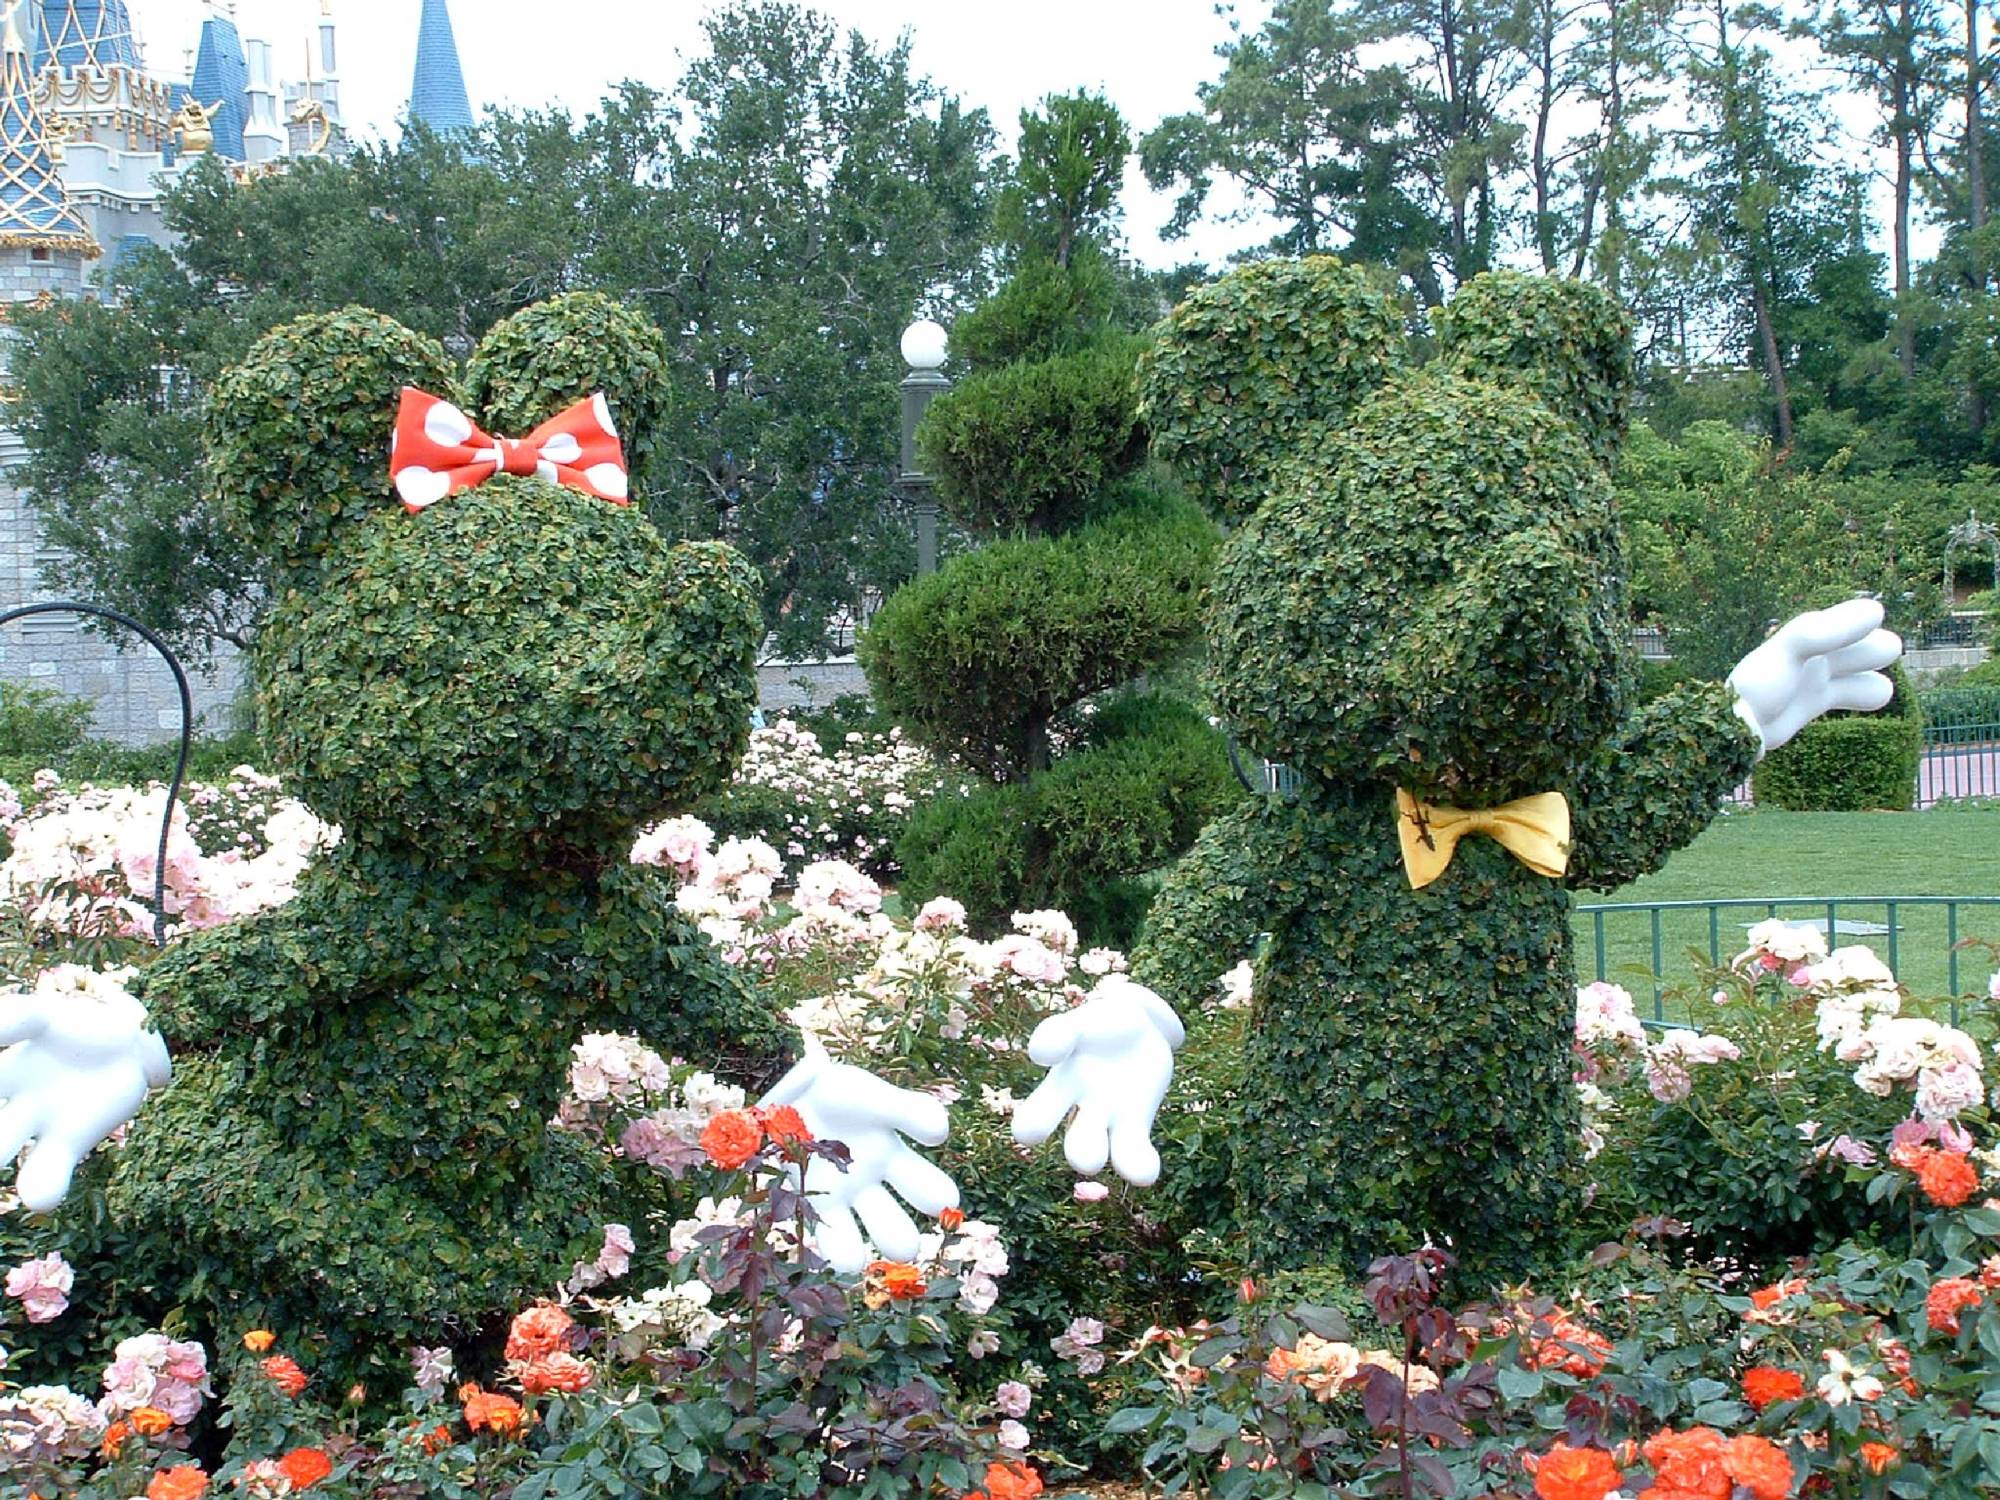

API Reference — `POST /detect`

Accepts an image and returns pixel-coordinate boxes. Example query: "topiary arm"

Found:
[1563,684,1761,892]
[1131,796,1312,1018]
[131,902,387,1048]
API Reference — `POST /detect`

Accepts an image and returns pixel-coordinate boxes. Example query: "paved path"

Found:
[1922,742,2000,805]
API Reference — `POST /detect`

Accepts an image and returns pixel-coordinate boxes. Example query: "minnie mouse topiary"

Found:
[0,294,790,1371]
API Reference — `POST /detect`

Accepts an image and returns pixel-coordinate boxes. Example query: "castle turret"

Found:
[38,0,139,73]
[408,0,471,137]
[188,8,247,161]
[0,0,97,299]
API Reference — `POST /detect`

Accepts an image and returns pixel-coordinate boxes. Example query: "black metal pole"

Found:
[0,602,194,948]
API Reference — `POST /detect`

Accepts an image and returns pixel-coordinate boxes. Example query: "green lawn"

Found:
[1573,806,2000,1011]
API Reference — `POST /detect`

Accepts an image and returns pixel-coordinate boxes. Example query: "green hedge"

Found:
[916,335,1147,536]
[894,694,1242,944]
[1920,683,2000,728]
[1753,668,1924,811]
[946,253,1118,369]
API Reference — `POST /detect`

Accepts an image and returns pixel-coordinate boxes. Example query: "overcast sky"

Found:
[130,0,1287,269]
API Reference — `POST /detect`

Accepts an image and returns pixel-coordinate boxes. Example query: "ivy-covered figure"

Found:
[0,295,788,1372]
[1132,262,1902,1283]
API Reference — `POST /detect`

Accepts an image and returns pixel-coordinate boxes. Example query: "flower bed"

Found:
[0,797,1998,1496]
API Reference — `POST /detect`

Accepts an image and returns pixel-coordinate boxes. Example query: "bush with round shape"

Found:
[895,693,1242,943]
[1137,268,1763,1286]
[90,295,786,1384]
[1137,257,1406,523]
[1752,666,1923,811]
[916,335,1148,536]
[860,487,1216,782]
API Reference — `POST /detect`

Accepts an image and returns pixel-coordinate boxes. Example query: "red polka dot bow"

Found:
[389,387,630,513]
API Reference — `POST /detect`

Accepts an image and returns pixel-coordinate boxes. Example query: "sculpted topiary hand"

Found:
[0,982,170,1212]
[761,1043,960,1274]
[1012,975,1185,1187]
[1728,598,1903,757]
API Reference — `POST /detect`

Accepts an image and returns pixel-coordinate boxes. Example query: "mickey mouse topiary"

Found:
[42,295,785,1375]
[1134,264,1902,1285]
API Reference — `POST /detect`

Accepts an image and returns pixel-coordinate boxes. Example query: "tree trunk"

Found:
[1970,0,1988,429]
[1533,0,1559,271]
[1752,274,1795,449]
[1895,1,1916,377]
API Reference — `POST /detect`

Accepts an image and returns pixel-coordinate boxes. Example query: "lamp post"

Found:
[898,318,950,576]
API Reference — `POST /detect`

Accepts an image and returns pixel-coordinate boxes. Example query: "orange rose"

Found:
[518,1353,594,1395]
[101,1420,132,1460]
[963,1460,1044,1500]
[146,1468,209,1500]
[700,1108,763,1169]
[1720,1435,1793,1500]
[939,1207,965,1231]
[1534,1443,1623,1500]
[241,1330,275,1354]
[421,1423,453,1455]
[130,1406,173,1438]
[1741,1365,1805,1411]
[757,1104,813,1147]
[864,1260,928,1301]
[1918,1150,1980,1207]
[1745,1279,1809,1321]
[1859,1442,1898,1475]
[504,1303,575,1362]
[1641,1427,1730,1500]
[462,1386,527,1438]
[1926,1276,1984,1334]
[1531,1313,1612,1377]
[276,1448,334,1491]
[259,1355,308,1399]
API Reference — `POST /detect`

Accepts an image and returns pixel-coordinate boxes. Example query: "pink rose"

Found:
[1073,1180,1109,1204]
[5,1253,72,1324]
[996,1380,1032,1418]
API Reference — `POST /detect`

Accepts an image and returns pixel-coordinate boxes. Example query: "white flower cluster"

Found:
[1733,918,1830,975]
[1643,1030,1742,1104]
[0,768,336,940]
[704,718,965,871]
[602,1281,727,1354]
[1804,946,1984,1121]
[0,1384,104,1467]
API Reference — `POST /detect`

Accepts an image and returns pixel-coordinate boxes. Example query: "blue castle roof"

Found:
[189,13,248,162]
[0,10,94,253]
[409,0,472,136]
[37,1,141,72]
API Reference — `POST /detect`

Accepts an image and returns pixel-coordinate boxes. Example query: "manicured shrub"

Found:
[916,335,1147,536]
[897,695,1241,942]
[861,487,1216,782]
[1753,667,1923,811]
[1137,257,1405,522]
[1921,683,2000,727]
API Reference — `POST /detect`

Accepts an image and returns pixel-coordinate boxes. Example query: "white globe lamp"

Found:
[901,318,949,372]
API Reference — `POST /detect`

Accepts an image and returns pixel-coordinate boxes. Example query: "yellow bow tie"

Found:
[1394,788,1572,890]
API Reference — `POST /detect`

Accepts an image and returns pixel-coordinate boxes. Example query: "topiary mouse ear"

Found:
[1138,256,1404,523]
[1434,271,1634,467]
[208,307,456,581]
[461,292,673,507]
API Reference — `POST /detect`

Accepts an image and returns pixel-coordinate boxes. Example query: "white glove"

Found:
[1727,597,1902,758]
[760,1040,960,1274]
[0,975,171,1212]
[1012,975,1184,1188]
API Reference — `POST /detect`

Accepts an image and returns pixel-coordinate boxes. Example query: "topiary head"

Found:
[209,295,761,870]
[1203,271,1637,804]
